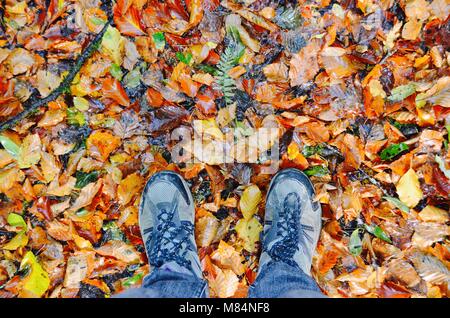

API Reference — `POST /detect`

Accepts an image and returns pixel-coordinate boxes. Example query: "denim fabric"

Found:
[116,262,208,298]
[117,260,324,298]
[248,261,325,298]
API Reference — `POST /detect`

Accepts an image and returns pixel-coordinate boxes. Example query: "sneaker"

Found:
[139,171,202,278]
[259,168,322,275]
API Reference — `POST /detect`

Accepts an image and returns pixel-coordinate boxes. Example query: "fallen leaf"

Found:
[396,169,423,208]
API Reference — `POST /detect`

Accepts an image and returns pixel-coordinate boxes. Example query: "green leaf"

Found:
[176,52,193,65]
[75,170,100,189]
[152,32,166,50]
[123,67,141,89]
[110,63,123,81]
[90,16,106,26]
[302,145,323,158]
[122,272,144,287]
[75,209,89,217]
[102,221,126,242]
[73,96,90,111]
[446,125,450,142]
[349,229,362,256]
[387,84,416,102]
[0,135,20,157]
[67,107,86,126]
[379,143,409,161]
[435,155,450,179]
[364,224,392,243]
[7,213,27,229]
[304,165,329,177]
[383,196,410,213]
[196,64,219,76]
[215,26,245,105]
[235,121,254,137]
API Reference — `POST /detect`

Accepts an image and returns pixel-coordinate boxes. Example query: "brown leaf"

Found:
[95,240,141,264]
[289,40,320,86]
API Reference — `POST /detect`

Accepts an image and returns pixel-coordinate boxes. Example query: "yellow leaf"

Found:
[117,173,143,205]
[40,151,60,183]
[101,26,125,65]
[0,149,14,168]
[369,79,386,98]
[73,234,93,250]
[402,19,422,41]
[239,184,262,220]
[396,169,423,208]
[19,251,50,297]
[194,119,224,141]
[0,168,24,194]
[419,206,449,223]
[3,230,28,250]
[37,109,66,128]
[18,134,41,169]
[235,217,262,253]
[73,96,90,111]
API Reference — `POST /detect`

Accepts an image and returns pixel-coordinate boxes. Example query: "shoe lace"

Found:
[147,206,195,269]
[267,192,303,268]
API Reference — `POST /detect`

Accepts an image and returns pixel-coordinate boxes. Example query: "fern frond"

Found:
[274,7,301,30]
[215,26,245,105]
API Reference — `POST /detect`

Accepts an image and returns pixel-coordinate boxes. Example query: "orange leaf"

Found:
[102,78,130,106]
[179,74,199,98]
[114,5,145,36]
[87,130,121,162]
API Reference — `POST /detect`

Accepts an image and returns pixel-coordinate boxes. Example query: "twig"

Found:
[356,167,389,196]
[0,18,112,132]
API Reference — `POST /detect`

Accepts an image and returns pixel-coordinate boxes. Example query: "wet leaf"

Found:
[383,196,410,213]
[75,171,100,189]
[7,213,27,229]
[17,134,41,169]
[364,224,392,244]
[239,184,262,220]
[101,26,125,65]
[0,135,20,157]
[396,169,423,208]
[349,229,362,256]
[304,165,330,177]
[117,173,143,206]
[95,240,140,264]
[19,252,50,297]
[86,130,121,162]
[67,107,87,126]
[235,217,262,253]
[152,32,166,51]
[379,143,409,161]
[3,230,28,250]
[388,84,416,102]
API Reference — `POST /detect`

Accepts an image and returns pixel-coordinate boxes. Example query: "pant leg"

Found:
[248,260,326,298]
[115,262,209,298]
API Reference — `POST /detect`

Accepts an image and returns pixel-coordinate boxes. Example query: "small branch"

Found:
[0,18,112,132]
[356,167,389,196]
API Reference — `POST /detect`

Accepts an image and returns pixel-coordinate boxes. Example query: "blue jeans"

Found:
[117,260,325,298]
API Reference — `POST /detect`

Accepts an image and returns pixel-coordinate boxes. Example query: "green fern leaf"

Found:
[215,26,245,105]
